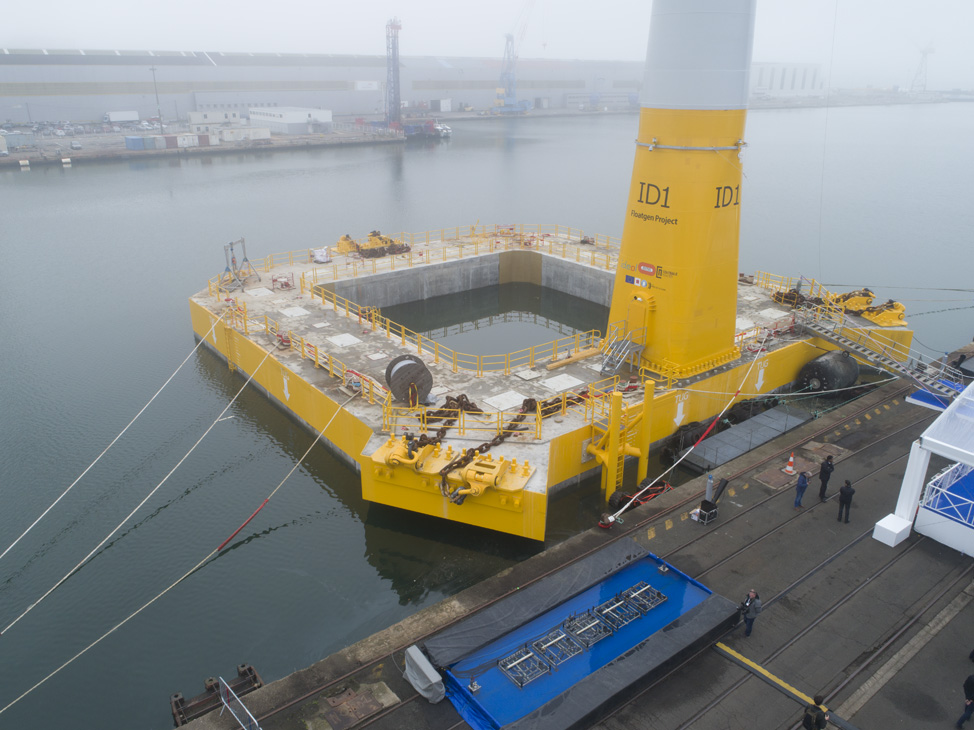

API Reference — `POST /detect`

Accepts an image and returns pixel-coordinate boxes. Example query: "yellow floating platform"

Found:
[189,226,912,540]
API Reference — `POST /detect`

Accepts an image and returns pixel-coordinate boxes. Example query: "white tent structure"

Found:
[874,379,974,554]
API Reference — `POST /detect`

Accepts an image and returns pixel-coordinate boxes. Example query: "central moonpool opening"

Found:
[379,282,609,355]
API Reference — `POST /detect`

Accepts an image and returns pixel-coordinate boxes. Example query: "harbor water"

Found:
[0,104,972,729]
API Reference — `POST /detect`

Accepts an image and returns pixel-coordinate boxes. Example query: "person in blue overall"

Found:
[794,471,809,510]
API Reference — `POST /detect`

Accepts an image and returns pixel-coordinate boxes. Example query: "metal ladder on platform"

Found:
[591,407,637,497]
[797,308,963,401]
[600,331,644,376]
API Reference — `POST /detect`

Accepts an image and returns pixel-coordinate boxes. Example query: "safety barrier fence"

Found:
[756,274,908,365]
[218,677,261,730]
[794,304,969,386]
[206,224,620,297]
[215,268,817,407]
[382,373,625,441]
[753,271,837,305]
[634,313,796,392]
[795,304,911,359]
[222,301,391,407]
[302,232,617,286]
[564,376,626,421]
[301,284,605,376]
[756,273,967,386]
[383,404,545,441]
[922,462,974,525]
[221,295,632,438]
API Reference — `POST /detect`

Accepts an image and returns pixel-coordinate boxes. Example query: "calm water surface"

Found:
[0,105,972,728]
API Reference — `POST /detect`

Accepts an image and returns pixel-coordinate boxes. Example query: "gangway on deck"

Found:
[795,306,964,402]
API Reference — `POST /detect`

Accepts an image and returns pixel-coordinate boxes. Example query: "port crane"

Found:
[494,0,536,114]
[385,17,402,127]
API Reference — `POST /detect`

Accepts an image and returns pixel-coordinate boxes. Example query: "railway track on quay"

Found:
[236,382,972,730]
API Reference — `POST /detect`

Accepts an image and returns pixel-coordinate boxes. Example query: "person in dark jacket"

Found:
[838,480,855,523]
[957,674,974,728]
[818,455,835,501]
[802,694,829,729]
[740,588,762,637]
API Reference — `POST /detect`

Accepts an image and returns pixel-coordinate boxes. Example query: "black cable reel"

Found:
[385,354,433,405]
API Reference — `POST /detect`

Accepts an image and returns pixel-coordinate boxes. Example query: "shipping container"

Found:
[176,134,199,148]
[430,99,452,112]
[197,134,209,146]
[3,132,34,148]
[124,136,144,151]
[164,135,178,149]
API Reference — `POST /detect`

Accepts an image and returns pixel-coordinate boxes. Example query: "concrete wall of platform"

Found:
[326,251,614,309]
[541,255,614,307]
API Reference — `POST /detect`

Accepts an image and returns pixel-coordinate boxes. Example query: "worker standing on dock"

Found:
[818,455,835,501]
[801,695,829,729]
[956,674,974,728]
[794,472,809,510]
[837,480,856,523]
[740,589,762,637]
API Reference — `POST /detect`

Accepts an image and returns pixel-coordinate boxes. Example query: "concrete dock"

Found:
[180,371,974,730]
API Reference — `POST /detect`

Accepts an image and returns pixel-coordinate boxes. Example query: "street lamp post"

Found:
[149,66,162,125]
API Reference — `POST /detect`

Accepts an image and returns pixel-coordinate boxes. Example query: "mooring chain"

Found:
[432,394,587,504]
[398,391,590,502]
[409,394,483,453]
[439,399,534,504]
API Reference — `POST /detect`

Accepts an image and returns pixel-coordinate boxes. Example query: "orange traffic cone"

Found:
[783,452,797,475]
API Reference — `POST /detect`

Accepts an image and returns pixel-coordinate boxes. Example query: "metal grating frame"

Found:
[499,647,550,688]
[624,581,668,614]
[531,628,583,667]
[564,610,613,648]
[496,581,670,687]
[595,595,642,630]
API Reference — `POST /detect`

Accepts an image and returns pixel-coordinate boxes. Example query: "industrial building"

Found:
[0,47,824,126]
[247,106,333,134]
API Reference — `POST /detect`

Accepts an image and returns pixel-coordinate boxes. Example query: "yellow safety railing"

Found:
[753,271,838,304]
[220,297,391,407]
[221,295,665,439]
[303,282,603,376]
[381,374,630,440]
[205,225,621,296]
[382,404,541,440]
[754,272,853,326]
[563,376,621,421]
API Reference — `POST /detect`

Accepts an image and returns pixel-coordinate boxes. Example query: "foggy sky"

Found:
[5,0,973,91]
